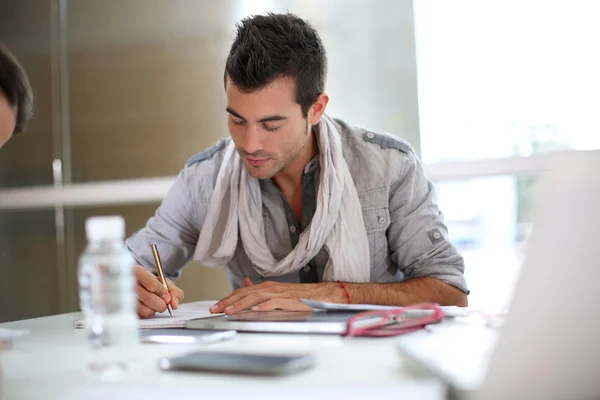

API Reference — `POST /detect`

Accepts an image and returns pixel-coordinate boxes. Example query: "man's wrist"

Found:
[321,281,349,303]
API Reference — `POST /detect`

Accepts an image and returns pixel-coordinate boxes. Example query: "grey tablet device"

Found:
[185,310,358,334]
[158,351,316,376]
[140,328,236,344]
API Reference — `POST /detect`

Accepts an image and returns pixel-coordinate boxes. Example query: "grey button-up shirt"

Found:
[126,117,468,294]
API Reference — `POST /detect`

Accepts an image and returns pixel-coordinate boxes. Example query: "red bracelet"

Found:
[337,280,351,304]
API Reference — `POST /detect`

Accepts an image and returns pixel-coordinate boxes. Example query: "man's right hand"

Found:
[135,265,185,319]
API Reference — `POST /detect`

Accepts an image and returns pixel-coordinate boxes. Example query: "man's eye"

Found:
[263,124,281,132]
[232,119,245,126]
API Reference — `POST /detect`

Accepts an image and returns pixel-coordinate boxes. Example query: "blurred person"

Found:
[0,42,33,149]
[127,13,468,318]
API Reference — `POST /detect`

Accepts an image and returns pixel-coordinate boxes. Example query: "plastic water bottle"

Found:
[78,215,139,381]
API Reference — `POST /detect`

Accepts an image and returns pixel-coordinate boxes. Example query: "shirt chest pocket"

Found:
[358,186,392,279]
[358,187,390,233]
[361,207,390,232]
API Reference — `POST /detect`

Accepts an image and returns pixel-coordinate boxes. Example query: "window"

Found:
[414,0,600,164]
[433,175,540,310]
[415,0,600,309]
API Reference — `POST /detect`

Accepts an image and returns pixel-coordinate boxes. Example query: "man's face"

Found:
[226,77,312,180]
[0,92,16,148]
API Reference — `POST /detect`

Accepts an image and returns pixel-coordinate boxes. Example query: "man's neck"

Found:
[272,129,318,195]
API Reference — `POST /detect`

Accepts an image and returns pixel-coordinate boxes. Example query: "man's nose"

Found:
[242,124,263,155]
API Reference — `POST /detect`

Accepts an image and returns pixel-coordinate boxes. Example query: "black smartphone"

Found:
[158,351,316,376]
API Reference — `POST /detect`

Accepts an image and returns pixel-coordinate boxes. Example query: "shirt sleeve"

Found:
[387,152,469,294]
[125,164,207,280]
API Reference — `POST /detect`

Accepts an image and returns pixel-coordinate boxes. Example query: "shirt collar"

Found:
[303,156,319,175]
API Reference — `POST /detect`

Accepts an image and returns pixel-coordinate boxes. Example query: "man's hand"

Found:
[135,265,185,319]
[209,277,345,314]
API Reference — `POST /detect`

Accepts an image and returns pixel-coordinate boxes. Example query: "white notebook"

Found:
[73,300,222,329]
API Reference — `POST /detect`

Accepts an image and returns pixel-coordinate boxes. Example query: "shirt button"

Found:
[378,216,386,224]
[289,226,297,233]
[433,232,441,240]
[366,132,375,139]
[302,266,310,272]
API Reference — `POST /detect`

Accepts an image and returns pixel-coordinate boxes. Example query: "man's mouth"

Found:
[245,157,270,167]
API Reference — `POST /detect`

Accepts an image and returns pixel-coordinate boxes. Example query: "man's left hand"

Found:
[209,278,344,314]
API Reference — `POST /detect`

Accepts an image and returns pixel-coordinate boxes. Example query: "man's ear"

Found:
[308,93,329,125]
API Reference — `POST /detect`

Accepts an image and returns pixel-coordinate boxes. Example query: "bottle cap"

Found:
[85,215,125,241]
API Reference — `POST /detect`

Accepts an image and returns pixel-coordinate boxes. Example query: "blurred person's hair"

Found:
[0,42,34,134]
[224,12,327,118]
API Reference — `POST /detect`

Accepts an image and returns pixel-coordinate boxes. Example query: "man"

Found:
[127,13,468,318]
[0,42,33,148]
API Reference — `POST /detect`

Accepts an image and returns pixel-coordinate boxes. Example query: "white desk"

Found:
[1,301,446,400]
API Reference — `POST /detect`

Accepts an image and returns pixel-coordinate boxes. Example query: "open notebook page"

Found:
[73,300,222,329]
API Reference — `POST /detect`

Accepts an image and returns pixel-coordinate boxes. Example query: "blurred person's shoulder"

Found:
[333,116,417,193]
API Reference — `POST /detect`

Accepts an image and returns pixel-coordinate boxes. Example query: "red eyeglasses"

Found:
[344,303,445,337]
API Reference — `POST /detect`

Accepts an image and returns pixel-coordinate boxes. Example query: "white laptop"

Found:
[396,153,600,400]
